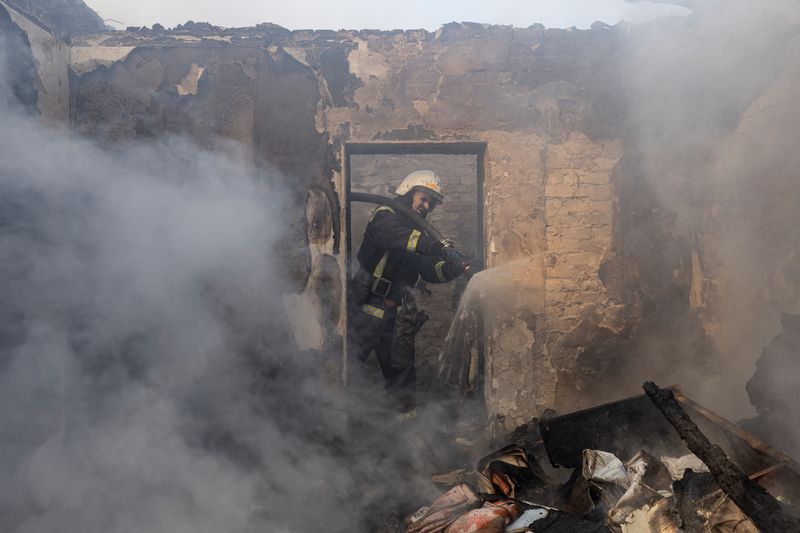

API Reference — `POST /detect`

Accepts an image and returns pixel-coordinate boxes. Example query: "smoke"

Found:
[620,0,800,420]
[0,31,362,532]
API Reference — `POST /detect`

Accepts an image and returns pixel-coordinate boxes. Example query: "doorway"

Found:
[344,141,486,390]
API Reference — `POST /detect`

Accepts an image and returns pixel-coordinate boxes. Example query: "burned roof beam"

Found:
[643,381,800,532]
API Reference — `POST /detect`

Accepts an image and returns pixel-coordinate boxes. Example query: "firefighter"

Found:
[348,170,468,415]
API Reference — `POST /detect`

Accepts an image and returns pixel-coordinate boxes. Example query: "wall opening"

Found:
[344,141,486,392]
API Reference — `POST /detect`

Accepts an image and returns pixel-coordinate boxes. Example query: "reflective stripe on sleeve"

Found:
[368,205,396,223]
[406,229,422,253]
[434,260,447,282]
[361,304,385,319]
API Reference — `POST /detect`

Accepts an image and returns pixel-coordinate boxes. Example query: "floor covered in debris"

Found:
[352,385,800,532]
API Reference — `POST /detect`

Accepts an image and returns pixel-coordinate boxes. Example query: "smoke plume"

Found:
[0,30,361,532]
[620,0,800,424]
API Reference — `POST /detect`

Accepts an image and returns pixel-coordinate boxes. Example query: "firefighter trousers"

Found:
[347,302,416,412]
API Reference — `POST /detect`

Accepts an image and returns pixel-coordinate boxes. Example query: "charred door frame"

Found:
[342,141,487,385]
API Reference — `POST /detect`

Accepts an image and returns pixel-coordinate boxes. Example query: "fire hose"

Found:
[349,191,474,279]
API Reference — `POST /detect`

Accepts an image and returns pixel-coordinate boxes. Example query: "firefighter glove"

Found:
[440,248,466,275]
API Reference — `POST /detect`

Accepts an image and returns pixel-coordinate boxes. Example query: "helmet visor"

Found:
[415,185,443,204]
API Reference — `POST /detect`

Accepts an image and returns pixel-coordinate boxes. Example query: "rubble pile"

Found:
[402,385,800,533]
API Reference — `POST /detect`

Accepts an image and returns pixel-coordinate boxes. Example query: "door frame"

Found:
[342,141,487,385]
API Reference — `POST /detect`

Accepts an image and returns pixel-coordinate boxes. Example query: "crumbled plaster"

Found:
[482,256,548,432]
[283,292,324,351]
[175,63,205,96]
[347,38,390,114]
[282,47,310,67]
[348,38,389,81]
[70,46,135,75]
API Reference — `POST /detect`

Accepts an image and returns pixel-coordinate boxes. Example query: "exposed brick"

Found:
[546,150,571,170]
[580,171,610,185]
[546,212,611,226]
[547,169,580,185]
[545,183,578,198]
[576,183,612,200]
[545,277,580,292]
[552,251,603,269]
[591,225,613,242]
[592,157,620,172]
[547,263,590,279]
[562,227,593,241]
[547,198,613,217]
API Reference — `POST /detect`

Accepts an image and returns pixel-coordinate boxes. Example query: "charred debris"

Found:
[401,383,800,533]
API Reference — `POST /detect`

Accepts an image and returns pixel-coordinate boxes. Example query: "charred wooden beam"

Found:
[643,381,800,532]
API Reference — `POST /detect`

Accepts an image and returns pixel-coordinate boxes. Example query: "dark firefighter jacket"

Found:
[354,205,459,318]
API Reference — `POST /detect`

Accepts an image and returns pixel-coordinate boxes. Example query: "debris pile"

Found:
[402,384,800,532]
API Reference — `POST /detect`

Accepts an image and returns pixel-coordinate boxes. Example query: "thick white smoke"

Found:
[0,31,357,532]
[621,0,800,423]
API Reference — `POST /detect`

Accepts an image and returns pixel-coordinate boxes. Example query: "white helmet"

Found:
[395,170,444,203]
